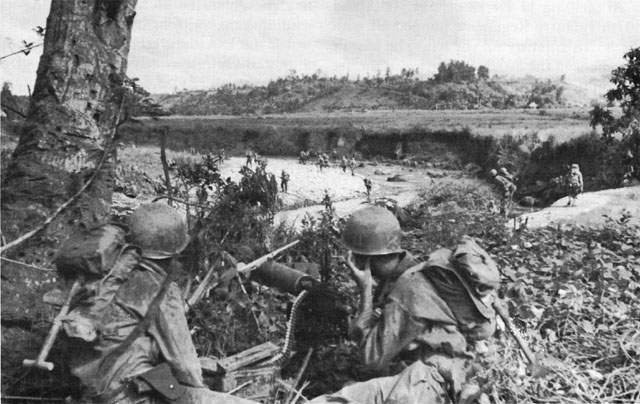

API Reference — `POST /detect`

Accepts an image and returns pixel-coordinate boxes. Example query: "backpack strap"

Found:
[96,259,176,377]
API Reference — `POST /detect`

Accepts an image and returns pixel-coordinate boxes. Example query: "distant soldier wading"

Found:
[349,157,357,176]
[308,206,499,404]
[58,203,254,404]
[363,177,372,198]
[340,156,348,173]
[280,170,290,193]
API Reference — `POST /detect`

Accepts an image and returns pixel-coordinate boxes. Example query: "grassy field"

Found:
[126,107,597,150]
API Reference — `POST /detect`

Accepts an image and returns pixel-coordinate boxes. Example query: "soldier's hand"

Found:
[345,251,373,291]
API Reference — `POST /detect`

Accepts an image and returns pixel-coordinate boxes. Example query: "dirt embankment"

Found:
[115,150,640,230]
[219,156,640,231]
[517,186,640,229]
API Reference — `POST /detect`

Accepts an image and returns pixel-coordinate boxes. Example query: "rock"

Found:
[620,244,634,255]
[387,175,407,182]
[373,169,388,175]
[464,163,482,173]
[520,196,542,207]
[426,171,445,178]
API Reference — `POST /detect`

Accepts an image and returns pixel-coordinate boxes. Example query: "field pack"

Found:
[55,223,131,279]
[450,236,500,292]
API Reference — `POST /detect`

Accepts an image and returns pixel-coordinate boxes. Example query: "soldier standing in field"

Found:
[490,168,517,216]
[363,177,372,198]
[565,163,583,207]
[340,156,348,173]
[58,203,256,404]
[280,169,290,193]
[308,206,499,404]
[245,148,253,166]
[349,157,357,176]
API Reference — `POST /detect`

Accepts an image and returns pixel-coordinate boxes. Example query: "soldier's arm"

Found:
[352,299,429,371]
[149,283,204,387]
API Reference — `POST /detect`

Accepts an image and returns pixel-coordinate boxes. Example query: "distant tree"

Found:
[555,86,565,104]
[477,65,489,80]
[433,60,476,83]
[590,47,640,139]
[1,82,25,119]
[590,47,640,179]
[589,104,615,130]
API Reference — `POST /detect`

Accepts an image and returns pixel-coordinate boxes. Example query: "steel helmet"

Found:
[127,202,189,259]
[489,169,498,176]
[342,206,402,255]
[498,167,508,175]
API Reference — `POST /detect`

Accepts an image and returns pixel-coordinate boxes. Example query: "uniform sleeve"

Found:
[148,283,204,387]
[578,172,584,189]
[353,299,429,371]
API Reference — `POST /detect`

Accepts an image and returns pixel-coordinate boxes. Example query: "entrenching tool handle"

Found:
[492,300,537,365]
[22,277,83,371]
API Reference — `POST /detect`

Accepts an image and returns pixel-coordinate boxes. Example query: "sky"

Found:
[1,0,639,95]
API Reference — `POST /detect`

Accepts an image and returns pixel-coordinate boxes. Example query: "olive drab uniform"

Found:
[58,204,256,404]
[499,167,516,184]
[566,164,583,207]
[245,149,254,166]
[349,158,357,176]
[280,170,290,193]
[340,156,348,173]
[309,239,499,404]
[492,171,516,216]
[363,177,372,198]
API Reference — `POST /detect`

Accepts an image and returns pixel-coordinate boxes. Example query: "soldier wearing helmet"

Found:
[498,167,517,183]
[565,163,583,207]
[309,206,498,404]
[490,168,517,216]
[363,177,372,198]
[61,202,255,404]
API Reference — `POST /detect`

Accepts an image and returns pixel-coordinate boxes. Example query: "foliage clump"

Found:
[478,217,640,403]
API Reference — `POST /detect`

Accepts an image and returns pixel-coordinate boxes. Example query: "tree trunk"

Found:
[1,0,138,394]
[2,0,138,259]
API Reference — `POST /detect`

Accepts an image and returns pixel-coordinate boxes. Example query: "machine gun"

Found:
[193,242,350,401]
[187,241,350,346]
[187,240,300,308]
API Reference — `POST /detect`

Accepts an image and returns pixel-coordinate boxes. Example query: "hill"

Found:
[152,63,608,116]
